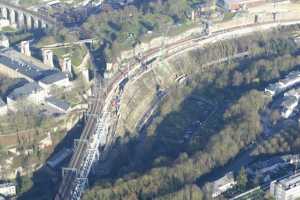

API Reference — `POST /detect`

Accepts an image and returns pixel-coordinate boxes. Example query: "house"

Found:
[46,97,70,113]
[191,2,217,20]
[0,183,16,197]
[212,172,237,198]
[217,0,267,12]
[38,72,70,90]
[7,82,47,111]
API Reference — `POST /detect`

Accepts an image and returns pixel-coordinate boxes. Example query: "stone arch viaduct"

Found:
[0,1,58,30]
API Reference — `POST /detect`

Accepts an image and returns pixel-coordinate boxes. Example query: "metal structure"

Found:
[55,61,111,200]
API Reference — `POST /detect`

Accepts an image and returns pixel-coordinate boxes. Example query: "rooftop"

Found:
[279,172,300,190]
[213,172,235,189]
[39,72,68,85]
[1,48,53,70]
[46,97,70,111]
[8,82,43,100]
[250,157,285,170]
[0,55,46,81]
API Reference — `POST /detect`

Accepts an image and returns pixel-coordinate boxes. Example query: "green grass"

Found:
[223,12,236,22]
[1,26,17,33]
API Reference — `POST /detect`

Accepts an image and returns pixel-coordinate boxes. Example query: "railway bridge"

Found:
[0,1,57,30]
[55,18,300,200]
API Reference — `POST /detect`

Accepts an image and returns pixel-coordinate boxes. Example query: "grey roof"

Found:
[46,97,70,111]
[213,172,235,188]
[279,172,300,189]
[8,82,43,100]
[40,72,68,85]
[0,54,45,81]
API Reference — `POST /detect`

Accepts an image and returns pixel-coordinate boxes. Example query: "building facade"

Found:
[270,172,300,200]
[0,183,16,197]
[212,172,236,198]
[7,82,48,111]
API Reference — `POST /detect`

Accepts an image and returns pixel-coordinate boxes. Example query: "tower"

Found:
[62,56,73,79]
[20,41,31,57]
[42,49,54,67]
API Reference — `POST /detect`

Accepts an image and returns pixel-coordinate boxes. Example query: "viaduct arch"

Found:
[0,1,58,30]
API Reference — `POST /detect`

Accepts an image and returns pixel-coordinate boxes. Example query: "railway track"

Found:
[55,18,300,200]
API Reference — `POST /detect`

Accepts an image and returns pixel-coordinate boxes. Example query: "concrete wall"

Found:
[117,26,203,63]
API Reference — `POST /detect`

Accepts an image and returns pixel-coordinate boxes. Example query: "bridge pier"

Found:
[41,21,47,29]
[17,12,25,28]
[9,9,16,25]
[42,49,54,67]
[0,3,55,31]
[33,19,40,29]
[1,7,8,19]
[25,15,33,30]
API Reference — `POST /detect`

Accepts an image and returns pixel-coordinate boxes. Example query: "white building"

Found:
[7,82,47,111]
[270,172,300,200]
[38,72,70,91]
[212,172,236,198]
[0,183,16,197]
